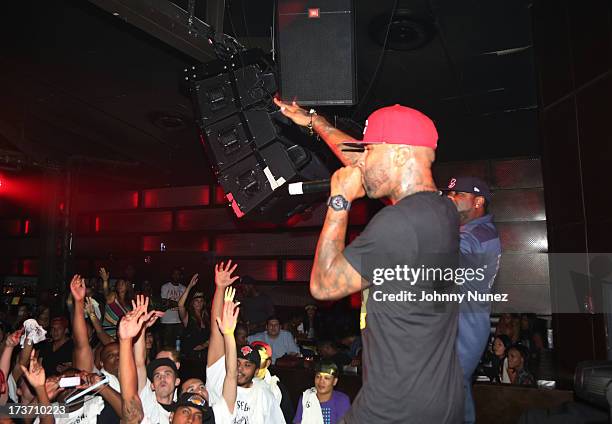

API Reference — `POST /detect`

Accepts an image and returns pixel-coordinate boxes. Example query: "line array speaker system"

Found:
[276,0,356,106]
[186,49,330,222]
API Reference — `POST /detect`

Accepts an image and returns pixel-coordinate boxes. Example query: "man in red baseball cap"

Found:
[275,99,463,423]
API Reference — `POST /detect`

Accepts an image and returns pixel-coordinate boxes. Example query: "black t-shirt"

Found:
[343,191,464,423]
[39,339,74,377]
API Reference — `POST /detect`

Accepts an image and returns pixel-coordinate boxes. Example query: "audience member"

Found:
[235,323,249,349]
[317,340,351,371]
[160,267,187,348]
[482,334,512,383]
[293,361,350,424]
[297,304,321,340]
[519,313,545,372]
[507,345,536,386]
[101,268,133,337]
[178,273,210,360]
[251,340,295,423]
[38,316,73,376]
[35,305,51,330]
[495,313,520,344]
[248,316,300,364]
[206,261,285,423]
[238,276,275,333]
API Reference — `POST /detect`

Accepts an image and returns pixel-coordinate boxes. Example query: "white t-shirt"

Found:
[33,396,104,424]
[160,283,186,324]
[206,356,286,424]
[140,380,171,424]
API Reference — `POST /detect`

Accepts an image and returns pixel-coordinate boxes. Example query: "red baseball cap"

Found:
[343,104,438,149]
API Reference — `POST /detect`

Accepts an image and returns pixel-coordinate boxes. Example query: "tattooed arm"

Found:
[274,98,363,166]
[310,166,367,300]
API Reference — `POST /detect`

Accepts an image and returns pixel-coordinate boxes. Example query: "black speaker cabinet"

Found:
[187,49,331,222]
[276,0,356,106]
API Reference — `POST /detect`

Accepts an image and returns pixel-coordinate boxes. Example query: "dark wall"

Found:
[533,0,612,379]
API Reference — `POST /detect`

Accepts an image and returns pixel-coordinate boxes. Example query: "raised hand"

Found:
[21,350,45,389]
[118,308,148,340]
[214,260,239,288]
[70,274,87,302]
[188,273,199,289]
[5,329,24,348]
[99,267,110,282]
[144,310,164,329]
[44,375,64,401]
[84,297,96,317]
[216,287,240,335]
[273,98,312,127]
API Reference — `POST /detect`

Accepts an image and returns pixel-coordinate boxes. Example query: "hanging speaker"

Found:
[276,0,356,106]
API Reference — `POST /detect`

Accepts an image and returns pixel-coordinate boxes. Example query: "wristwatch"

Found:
[327,194,351,211]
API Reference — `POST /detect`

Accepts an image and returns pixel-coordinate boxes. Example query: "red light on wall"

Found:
[23,219,30,235]
[59,202,65,213]
[215,186,226,204]
[143,190,158,208]
[95,216,100,232]
[284,260,312,281]
[132,192,139,208]
[22,259,38,276]
[349,292,361,309]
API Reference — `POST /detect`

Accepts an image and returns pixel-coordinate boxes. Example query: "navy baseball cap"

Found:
[444,177,492,202]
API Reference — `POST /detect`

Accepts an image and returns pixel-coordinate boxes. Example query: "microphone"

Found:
[288,179,330,195]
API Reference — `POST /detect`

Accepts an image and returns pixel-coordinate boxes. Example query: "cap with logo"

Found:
[315,360,339,377]
[342,104,438,149]
[238,344,261,366]
[445,176,492,202]
[172,392,214,421]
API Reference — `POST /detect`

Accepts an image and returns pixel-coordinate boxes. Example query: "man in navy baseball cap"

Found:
[445,175,501,424]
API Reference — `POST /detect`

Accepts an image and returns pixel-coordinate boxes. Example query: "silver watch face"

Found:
[330,195,347,210]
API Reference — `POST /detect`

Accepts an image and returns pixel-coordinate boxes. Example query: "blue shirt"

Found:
[248,330,300,364]
[456,213,501,378]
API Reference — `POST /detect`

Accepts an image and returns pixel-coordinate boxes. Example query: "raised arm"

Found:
[178,273,198,326]
[12,332,34,383]
[100,267,114,304]
[208,261,239,366]
[216,287,240,413]
[70,275,95,372]
[85,297,114,346]
[0,329,23,405]
[310,166,365,300]
[21,350,54,424]
[118,306,153,424]
[274,98,362,166]
[132,295,163,392]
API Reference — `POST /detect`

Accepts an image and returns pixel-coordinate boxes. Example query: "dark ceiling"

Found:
[0,0,539,187]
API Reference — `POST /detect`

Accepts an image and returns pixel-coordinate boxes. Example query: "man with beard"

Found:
[206,260,285,423]
[445,176,501,423]
[274,100,463,423]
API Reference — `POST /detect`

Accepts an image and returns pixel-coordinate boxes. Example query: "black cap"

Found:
[172,393,214,421]
[238,344,261,366]
[146,358,178,381]
[445,176,492,202]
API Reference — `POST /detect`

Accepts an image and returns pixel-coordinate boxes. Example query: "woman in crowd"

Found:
[145,329,157,365]
[101,267,133,337]
[178,273,210,359]
[298,304,322,340]
[483,334,512,383]
[507,344,536,386]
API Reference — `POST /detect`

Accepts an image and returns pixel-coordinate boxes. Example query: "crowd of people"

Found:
[0,260,360,424]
